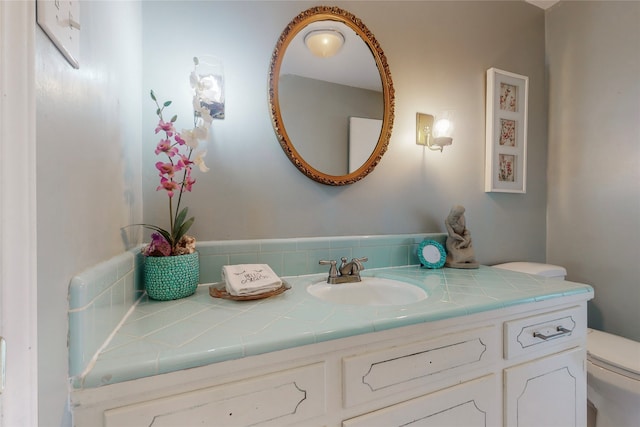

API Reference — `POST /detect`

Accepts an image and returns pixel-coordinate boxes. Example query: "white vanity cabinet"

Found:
[504,347,585,427]
[503,306,587,427]
[71,298,589,427]
[101,363,326,427]
[343,374,499,427]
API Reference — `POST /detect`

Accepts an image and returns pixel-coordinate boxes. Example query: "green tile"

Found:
[157,332,244,374]
[199,254,228,283]
[390,245,410,266]
[329,248,352,262]
[307,249,332,274]
[257,252,284,276]
[283,251,308,276]
[71,250,594,390]
[229,253,259,265]
[260,240,298,252]
[242,317,316,356]
[330,237,360,249]
[297,238,332,250]
[68,308,93,376]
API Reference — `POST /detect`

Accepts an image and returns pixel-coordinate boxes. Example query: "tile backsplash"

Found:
[68,233,445,378]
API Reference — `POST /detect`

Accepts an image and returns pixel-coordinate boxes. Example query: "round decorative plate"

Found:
[418,240,446,269]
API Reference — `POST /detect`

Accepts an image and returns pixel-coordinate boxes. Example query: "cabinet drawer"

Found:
[343,326,497,408]
[103,363,325,427]
[343,374,498,427]
[504,305,586,359]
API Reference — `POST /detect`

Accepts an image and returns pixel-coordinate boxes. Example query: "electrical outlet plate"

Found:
[37,0,80,68]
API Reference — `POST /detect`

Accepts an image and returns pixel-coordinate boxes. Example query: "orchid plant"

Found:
[141,57,213,257]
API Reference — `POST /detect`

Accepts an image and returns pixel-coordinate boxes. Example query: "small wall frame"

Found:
[485,68,528,193]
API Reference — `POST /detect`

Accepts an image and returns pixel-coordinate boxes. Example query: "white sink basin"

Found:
[307,277,428,306]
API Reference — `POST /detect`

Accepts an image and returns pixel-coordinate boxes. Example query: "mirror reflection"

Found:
[269,6,394,185]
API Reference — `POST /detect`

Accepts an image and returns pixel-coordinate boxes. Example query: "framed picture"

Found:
[485,68,528,193]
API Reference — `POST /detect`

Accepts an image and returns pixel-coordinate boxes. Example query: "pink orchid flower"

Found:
[155,120,175,136]
[173,158,186,172]
[144,66,213,256]
[142,232,172,257]
[155,161,176,177]
[155,139,178,156]
[179,153,194,167]
[157,177,179,197]
[183,175,196,192]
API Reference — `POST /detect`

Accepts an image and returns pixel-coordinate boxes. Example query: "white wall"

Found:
[35,1,143,424]
[546,1,640,341]
[142,0,548,264]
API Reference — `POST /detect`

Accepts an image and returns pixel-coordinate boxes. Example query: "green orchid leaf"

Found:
[157,229,174,246]
[128,223,173,246]
[150,90,156,101]
[156,108,161,116]
[173,207,188,236]
[174,217,195,243]
[164,100,172,107]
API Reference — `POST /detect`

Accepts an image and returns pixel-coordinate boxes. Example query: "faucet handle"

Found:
[352,257,368,272]
[319,259,338,279]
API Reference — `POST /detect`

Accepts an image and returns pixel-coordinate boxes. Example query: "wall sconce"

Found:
[416,112,454,152]
[197,55,225,119]
[304,29,345,58]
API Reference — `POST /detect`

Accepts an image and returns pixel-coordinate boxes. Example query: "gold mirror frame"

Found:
[268,6,395,186]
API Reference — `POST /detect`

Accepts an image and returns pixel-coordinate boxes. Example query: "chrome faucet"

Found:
[319,256,368,284]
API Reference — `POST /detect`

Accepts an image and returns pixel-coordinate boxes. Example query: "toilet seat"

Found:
[492,262,567,278]
[587,328,640,381]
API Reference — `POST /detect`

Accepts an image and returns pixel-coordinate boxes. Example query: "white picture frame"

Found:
[485,68,528,193]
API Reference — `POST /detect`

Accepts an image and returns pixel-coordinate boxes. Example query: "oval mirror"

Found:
[269,6,394,186]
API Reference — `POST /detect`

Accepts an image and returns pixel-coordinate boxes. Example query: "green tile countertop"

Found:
[73,265,593,389]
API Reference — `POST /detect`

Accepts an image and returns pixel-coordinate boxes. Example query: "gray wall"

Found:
[279,75,383,175]
[34,1,592,425]
[142,1,548,264]
[35,1,143,424]
[546,1,640,341]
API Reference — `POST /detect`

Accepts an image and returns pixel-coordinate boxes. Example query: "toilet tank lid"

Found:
[492,262,567,278]
[588,328,640,378]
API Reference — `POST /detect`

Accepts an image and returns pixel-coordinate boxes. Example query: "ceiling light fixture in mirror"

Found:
[268,6,395,186]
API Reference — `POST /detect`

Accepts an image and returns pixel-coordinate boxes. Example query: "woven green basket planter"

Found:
[144,252,200,301]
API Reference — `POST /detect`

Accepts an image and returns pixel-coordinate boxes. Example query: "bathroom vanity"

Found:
[70,265,592,426]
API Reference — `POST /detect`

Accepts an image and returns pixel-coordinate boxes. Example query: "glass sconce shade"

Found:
[416,112,454,152]
[304,29,345,58]
[196,55,225,119]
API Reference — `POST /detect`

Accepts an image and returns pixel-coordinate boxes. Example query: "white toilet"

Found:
[494,262,640,427]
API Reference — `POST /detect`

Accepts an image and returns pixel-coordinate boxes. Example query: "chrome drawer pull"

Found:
[533,327,571,340]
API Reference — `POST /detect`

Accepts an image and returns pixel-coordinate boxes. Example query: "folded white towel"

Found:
[222,264,282,296]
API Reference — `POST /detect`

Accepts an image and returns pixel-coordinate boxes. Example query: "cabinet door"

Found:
[343,374,498,427]
[504,347,585,427]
